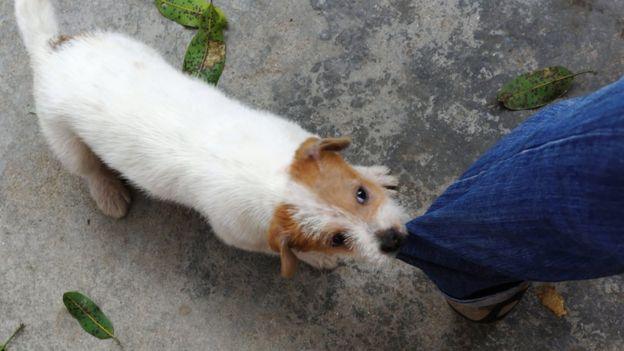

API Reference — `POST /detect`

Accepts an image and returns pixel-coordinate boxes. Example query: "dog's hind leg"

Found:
[39,118,131,218]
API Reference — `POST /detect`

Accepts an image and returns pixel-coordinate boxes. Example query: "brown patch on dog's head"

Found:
[268,203,353,278]
[290,137,386,220]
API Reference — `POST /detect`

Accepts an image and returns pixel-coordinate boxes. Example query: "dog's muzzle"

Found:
[377,228,405,253]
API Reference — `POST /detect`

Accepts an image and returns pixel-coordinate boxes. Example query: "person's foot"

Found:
[445,282,530,323]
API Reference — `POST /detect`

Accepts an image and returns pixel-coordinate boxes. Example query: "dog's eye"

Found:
[356,186,368,204]
[331,233,346,247]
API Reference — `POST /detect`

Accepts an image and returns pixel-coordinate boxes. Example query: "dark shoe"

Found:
[445,282,530,323]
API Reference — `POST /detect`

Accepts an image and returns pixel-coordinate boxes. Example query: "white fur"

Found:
[14,0,57,61]
[15,0,408,270]
[287,182,409,265]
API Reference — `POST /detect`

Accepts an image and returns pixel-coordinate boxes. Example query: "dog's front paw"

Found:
[88,173,131,219]
[296,251,340,271]
[355,165,399,190]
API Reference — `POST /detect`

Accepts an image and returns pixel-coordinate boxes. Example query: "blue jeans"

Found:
[397,76,624,300]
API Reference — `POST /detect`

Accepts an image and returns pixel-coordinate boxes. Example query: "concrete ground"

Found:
[1,0,623,349]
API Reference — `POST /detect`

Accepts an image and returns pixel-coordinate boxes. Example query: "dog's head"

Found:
[268,137,409,277]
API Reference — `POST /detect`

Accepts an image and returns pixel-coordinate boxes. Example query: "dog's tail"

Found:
[15,0,58,60]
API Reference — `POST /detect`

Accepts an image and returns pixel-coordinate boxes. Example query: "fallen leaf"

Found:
[536,285,567,317]
[178,304,192,316]
[0,324,24,351]
[198,3,228,35]
[182,3,227,85]
[62,292,122,348]
[155,0,209,28]
[497,67,596,110]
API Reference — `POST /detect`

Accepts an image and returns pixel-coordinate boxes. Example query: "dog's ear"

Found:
[318,137,351,153]
[268,205,300,278]
[297,137,351,160]
[269,233,299,278]
[278,236,298,278]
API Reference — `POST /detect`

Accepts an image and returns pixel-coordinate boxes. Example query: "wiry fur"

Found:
[15,0,408,275]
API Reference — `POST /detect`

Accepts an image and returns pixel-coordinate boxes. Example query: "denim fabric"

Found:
[397,76,624,299]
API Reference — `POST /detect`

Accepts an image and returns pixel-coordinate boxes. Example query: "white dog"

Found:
[15,0,408,277]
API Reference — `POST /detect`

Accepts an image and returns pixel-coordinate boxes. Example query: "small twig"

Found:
[2,324,25,349]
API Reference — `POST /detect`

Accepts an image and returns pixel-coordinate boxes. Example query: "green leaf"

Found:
[497,67,596,110]
[199,4,228,36]
[183,4,227,85]
[183,31,226,84]
[155,0,210,28]
[0,324,24,351]
[62,292,122,348]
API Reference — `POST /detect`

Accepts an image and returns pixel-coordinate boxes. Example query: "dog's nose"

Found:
[377,228,405,253]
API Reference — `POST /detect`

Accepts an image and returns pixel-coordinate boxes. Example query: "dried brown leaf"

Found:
[536,285,567,317]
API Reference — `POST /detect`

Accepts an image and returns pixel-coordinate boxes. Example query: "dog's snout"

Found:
[377,228,404,253]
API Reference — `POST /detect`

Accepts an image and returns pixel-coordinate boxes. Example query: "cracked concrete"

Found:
[1,0,623,350]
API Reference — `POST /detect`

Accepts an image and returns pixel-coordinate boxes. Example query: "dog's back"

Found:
[15,0,311,205]
[14,0,312,237]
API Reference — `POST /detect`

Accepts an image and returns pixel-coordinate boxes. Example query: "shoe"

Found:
[445,281,530,323]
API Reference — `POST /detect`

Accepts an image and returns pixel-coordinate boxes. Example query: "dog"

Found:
[15,0,408,277]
